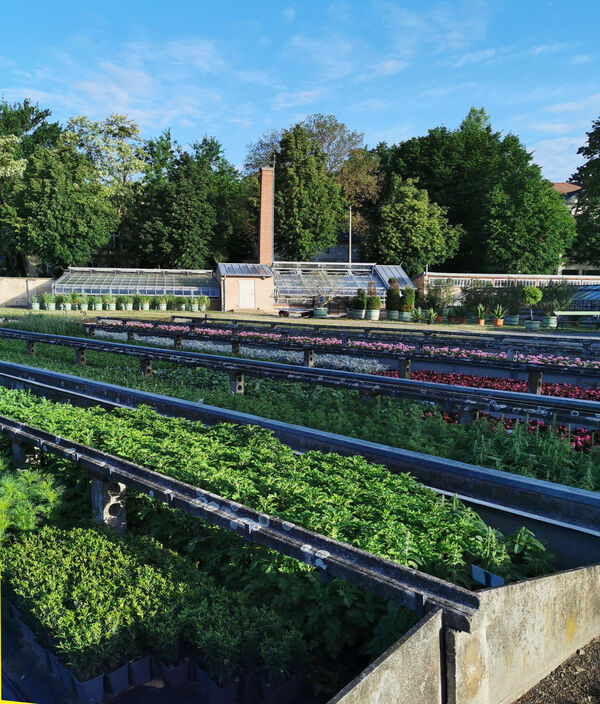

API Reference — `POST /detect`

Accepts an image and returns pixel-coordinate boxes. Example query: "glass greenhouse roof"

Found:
[53,268,220,297]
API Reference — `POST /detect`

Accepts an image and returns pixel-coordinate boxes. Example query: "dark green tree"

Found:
[7,139,118,272]
[0,98,62,156]
[129,136,243,268]
[274,125,346,260]
[375,108,570,272]
[363,176,462,275]
[485,179,576,273]
[569,116,600,264]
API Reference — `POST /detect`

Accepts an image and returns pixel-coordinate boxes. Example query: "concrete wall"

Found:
[329,609,443,704]
[0,277,53,307]
[446,562,600,704]
[221,276,276,313]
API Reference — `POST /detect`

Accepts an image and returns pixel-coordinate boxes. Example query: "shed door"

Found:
[238,279,255,308]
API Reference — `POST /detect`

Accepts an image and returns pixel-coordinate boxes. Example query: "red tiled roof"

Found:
[552,182,581,195]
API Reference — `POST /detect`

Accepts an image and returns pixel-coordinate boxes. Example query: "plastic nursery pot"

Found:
[525,320,541,331]
[125,303,133,311]
[31,302,40,310]
[493,318,504,327]
[158,303,167,311]
[541,316,558,329]
[63,303,72,311]
[386,310,399,320]
[128,655,152,687]
[73,672,104,704]
[399,311,412,322]
[142,303,150,311]
[94,304,103,311]
[194,665,239,704]
[313,307,328,318]
[352,309,366,319]
[160,659,190,688]
[105,662,130,696]
[18,617,36,645]
[191,304,199,312]
[260,671,305,704]
[80,303,88,311]
[108,303,116,311]
[31,639,50,671]
[504,315,519,326]
[366,309,380,321]
[177,304,186,311]
[46,303,56,311]
[47,651,77,697]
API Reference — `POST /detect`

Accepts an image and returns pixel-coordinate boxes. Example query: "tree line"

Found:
[0,99,596,277]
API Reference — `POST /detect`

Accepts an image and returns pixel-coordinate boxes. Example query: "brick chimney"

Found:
[258,166,274,265]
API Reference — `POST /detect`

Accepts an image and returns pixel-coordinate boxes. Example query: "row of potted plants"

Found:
[31,294,210,312]
[3,525,307,704]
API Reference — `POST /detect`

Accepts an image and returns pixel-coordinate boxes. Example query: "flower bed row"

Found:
[2,525,306,703]
[96,322,600,369]
[0,387,551,587]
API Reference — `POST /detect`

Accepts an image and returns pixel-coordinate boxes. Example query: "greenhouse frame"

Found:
[53,267,220,298]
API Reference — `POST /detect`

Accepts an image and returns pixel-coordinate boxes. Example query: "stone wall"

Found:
[0,277,54,307]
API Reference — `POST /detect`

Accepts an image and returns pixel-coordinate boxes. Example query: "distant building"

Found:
[551,182,581,214]
[551,182,600,275]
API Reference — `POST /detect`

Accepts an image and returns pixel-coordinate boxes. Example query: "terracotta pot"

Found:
[477,319,485,326]
[448,316,456,323]
[493,319,504,327]
[436,315,443,323]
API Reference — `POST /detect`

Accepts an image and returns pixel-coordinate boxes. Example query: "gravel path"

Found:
[517,638,600,703]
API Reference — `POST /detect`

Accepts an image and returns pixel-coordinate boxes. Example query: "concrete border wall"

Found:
[0,277,53,307]
[329,609,443,704]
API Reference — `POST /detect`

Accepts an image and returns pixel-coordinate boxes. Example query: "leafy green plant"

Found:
[352,288,367,310]
[401,287,415,312]
[475,303,486,320]
[411,306,423,322]
[366,296,381,311]
[521,286,543,320]
[40,293,54,307]
[541,282,573,316]
[492,305,507,320]
[385,280,400,312]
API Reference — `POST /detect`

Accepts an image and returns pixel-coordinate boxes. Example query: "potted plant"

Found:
[427,307,437,325]
[492,304,507,327]
[435,310,443,323]
[54,294,65,310]
[366,295,381,321]
[79,294,88,311]
[189,297,199,312]
[194,629,240,704]
[198,295,209,312]
[385,279,400,321]
[454,305,467,324]
[30,295,40,311]
[258,629,305,704]
[116,295,128,311]
[40,292,55,310]
[351,288,367,319]
[132,294,142,310]
[498,285,522,326]
[140,295,150,311]
[307,272,338,318]
[540,282,573,329]
[156,296,167,312]
[102,294,116,311]
[411,306,423,323]
[475,303,486,326]
[521,286,542,331]
[88,295,102,311]
[175,296,187,312]
[399,288,415,322]
[124,296,133,311]
[447,307,456,324]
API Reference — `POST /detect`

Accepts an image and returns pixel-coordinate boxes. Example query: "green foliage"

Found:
[375,107,574,273]
[385,280,400,311]
[3,526,304,683]
[5,138,119,272]
[475,303,487,320]
[540,282,573,315]
[401,287,415,311]
[364,176,461,275]
[0,452,62,543]
[521,286,543,307]
[425,280,455,312]
[274,125,346,260]
[0,387,552,588]
[4,314,86,336]
[366,296,381,310]
[352,288,367,310]
[492,304,507,320]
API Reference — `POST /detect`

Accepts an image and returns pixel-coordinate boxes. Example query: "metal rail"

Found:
[2,360,600,544]
[1,328,600,427]
[84,319,600,384]
[168,314,600,356]
[0,414,480,631]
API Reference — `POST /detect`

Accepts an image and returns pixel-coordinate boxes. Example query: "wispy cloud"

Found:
[348,98,392,112]
[454,48,495,68]
[284,33,359,80]
[273,88,325,111]
[529,136,584,181]
[544,93,600,113]
[571,54,593,65]
[528,43,571,56]
[528,121,582,135]
[418,81,478,98]
[282,6,296,22]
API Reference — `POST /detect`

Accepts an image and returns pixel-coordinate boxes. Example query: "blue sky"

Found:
[1,0,599,180]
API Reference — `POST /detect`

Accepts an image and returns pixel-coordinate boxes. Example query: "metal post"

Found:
[341,334,348,348]
[232,341,241,355]
[527,370,543,395]
[76,348,86,366]
[174,335,182,350]
[89,326,96,337]
[348,205,352,267]
[127,331,135,343]
[304,349,315,367]
[91,476,127,534]
[229,373,245,394]
[398,357,411,379]
[11,440,26,467]
[140,358,153,377]
[458,408,480,424]
[26,340,36,356]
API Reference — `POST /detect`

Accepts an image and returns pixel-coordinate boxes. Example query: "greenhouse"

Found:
[53,267,220,298]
